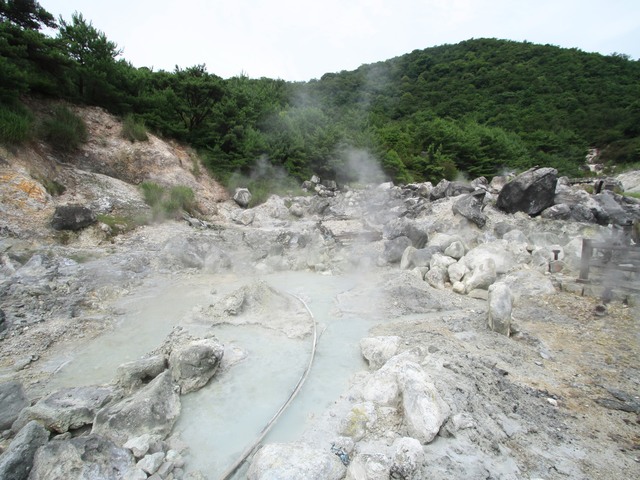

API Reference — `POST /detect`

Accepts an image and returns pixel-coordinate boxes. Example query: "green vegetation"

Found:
[121,114,148,142]
[40,177,66,196]
[96,213,146,236]
[2,2,639,188]
[140,181,196,218]
[0,103,32,144]
[39,105,87,152]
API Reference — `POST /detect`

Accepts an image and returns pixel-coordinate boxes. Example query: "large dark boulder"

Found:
[452,191,487,227]
[51,205,96,231]
[0,381,29,431]
[0,421,49,480]
[496,168,558,215]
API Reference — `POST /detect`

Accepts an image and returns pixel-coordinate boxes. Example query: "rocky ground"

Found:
[0,105,639,479]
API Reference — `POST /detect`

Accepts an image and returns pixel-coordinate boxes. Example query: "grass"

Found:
[139,181,196,219]
[40,106,87,152]
[0,103,32,145]
[121,114,148,142]
[97,213,148,236]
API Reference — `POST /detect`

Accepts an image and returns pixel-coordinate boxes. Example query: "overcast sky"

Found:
[41,0,640,81]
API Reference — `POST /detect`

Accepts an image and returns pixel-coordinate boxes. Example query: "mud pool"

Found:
[41,271,382,478]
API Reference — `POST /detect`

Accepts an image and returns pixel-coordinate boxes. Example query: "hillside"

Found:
[0,102,228,240]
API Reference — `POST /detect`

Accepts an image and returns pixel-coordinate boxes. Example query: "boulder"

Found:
[487,283,513,336]
[452,192,487,227]
[115,355,168,391]
[12,385,114,434]
[92,371,180,445]
[463,258,497,293]
[340,402,378,441]
[425,266,448,290]
[541,203,571,220]
[502,270,556,302]
[248,443,346,480]
[444,241,465,260]
[381,236,412,264]
[461,241,517,275]
[51,204,96,231]
[29,434,136,480]
[448,262,468,284]
[382,218,429,248]
[124,433,162,458]
[429,179,451,200]
[233,188,252,208]
[391,437,424,479]
[0,421,49,480]
[169,337,225,394]
[346,453,391,480]
[593,190,635,225]
[137,451,165,475]
[397,361,449,444]
[361,371,400,407]
[0,381,29,431]
[163,236,232,272]
[231,208,256,226]
[360,336,401,370]
[502,229,529,245]
[496,167,558,215]
[400,245,441,270]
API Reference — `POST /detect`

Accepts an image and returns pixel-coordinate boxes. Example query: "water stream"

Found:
[44,270,378,479]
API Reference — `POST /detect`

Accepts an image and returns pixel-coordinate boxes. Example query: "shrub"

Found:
[121,114,148,142]
[40,106,87,152]
[0,103,32,145]
[140,181,164,207]
[139,181,196,219]
[41,178,66,196]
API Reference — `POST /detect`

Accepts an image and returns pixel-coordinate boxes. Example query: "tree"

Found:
[57,12,122,105]
[0,0,55,30]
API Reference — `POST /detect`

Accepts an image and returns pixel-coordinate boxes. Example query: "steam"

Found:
[335,146,387,185]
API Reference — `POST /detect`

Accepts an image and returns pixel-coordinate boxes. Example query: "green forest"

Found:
[2,0,639,187]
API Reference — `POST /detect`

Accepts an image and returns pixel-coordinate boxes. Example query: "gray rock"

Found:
[163,236,231,272]
[452,192,487,227]
[444,241,465,260]
[425,266,448,290]
[137,451,165,475]
[169,337,224,394]
[502,229,529,245]
[381,236,412,264]
[231,208,256,226]
[124,433,162,458]
[541,203,571,220]
[487,283,513,336]
[430,179,451,200]
[115,355,168,391]
[496,167,558,215]
[248,443,346,480]
[382,218,429,248]
[29,434,136,480]
[12,385,114,433]
[502,270,556,301]
[447,262,468,283]
[0,381,29,431]
[51,204,97,231]
[0,420,49,480]
[93,371,180,445]
[233,188,252,208]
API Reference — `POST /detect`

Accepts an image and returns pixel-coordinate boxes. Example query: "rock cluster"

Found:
[0,331,223,480]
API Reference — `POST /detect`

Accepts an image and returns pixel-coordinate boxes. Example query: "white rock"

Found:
[463,258,497,293]
[444,240,466,259]
[487,282,513,336]
[346,453,391,480]
[247,443,346,480]
[124,434,159,458]
[448,262,468,284]
[339,402,378,441]
[137,452,165,475]
[396,361,450,444]
[360,336,401,370]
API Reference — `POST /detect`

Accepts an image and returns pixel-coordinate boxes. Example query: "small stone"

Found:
[547,398,558,407]
[137,452,165,475]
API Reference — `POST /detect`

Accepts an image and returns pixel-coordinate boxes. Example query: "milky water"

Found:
[44,270,378,479]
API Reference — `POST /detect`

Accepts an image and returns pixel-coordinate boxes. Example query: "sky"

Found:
[40,0,640,81]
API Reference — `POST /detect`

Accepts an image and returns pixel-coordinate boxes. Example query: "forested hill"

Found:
[2,1,639,186]
[301,38,640,180]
